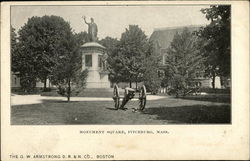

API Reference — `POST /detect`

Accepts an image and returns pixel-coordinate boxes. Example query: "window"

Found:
[85,55,92,67]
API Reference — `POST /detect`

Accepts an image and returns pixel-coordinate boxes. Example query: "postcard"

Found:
[1,1,249,160]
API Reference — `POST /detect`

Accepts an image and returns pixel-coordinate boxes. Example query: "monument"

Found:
[81,16,110,88]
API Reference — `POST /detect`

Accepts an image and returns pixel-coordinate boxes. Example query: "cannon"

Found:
[112,84,147,111]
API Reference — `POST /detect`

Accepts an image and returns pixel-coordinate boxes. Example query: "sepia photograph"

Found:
[1,1,249,160]
[10,4,231,125]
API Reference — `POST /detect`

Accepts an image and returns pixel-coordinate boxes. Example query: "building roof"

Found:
[81,42,106,49]
[149,25,202,50]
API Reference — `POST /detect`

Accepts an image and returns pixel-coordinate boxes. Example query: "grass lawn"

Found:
[11,95,231,125]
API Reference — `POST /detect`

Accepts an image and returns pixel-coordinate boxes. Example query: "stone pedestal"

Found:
[81,42,110,88]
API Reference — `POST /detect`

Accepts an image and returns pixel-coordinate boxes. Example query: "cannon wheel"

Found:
[113,84,120,110]
[139,85,147,110]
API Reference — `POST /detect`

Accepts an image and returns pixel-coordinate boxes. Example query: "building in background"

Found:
[11,72,52,91]
[149,25,222,90]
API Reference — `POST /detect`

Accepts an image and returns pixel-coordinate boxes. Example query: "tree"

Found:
[11,25,38,92]
[74,31,90,44]
[16,15,74,91]
[165,28,204,97]
[99,36,119,56]
[11,26,18,72]
[11,26,36,92]
[50,32,88,102]
[108,25,149,88]
[143,41,161,94]
[99,36,119,81]
[198,5,231,88]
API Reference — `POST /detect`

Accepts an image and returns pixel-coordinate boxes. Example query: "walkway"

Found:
[11,94,167,106]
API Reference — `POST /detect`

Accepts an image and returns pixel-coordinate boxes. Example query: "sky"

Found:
[11,5,211,39]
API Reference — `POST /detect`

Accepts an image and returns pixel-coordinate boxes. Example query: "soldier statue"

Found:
[83,16,98,42]
[101,52,108,71]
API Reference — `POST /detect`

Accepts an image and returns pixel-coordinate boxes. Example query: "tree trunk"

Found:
[67,79,71,102]
[135,81,138,91]
[176,91,179,98]
[129,81,132,88]
[212,72,216,89]
[43,76,47,91]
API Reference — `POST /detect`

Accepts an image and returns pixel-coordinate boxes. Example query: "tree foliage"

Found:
[50,32,89,101]
[99,36,119,55]
[11,25,37,92]
[12,15,89,97]
[143,41,161,94]
[197,5,231,87]
[99,36,119,71]
[15,15,74,90]
[165,28,204,97]
[74,31,90,44]
[11,26,18,72]
[108,25,150,87]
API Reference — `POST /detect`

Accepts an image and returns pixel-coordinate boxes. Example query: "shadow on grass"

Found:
[106,107,118,110]
[180,94,231,103]
[40,99,80,104]
[142,104,231,124]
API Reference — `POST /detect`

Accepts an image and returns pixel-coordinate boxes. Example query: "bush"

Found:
[42,88,52,92]
[20,75,36,93]
[57,84,68,97]
[170,75,188,97]
[144,76,161,94]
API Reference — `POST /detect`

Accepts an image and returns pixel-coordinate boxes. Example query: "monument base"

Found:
[81,42,111,89]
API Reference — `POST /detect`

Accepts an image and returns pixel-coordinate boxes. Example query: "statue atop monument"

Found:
[83,16,98,42]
